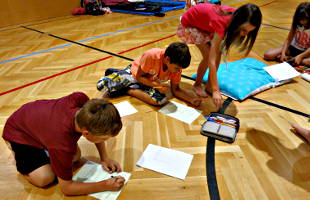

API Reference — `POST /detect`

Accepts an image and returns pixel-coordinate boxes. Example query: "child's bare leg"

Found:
[205,50,221,95]
[300,57,310,67]
[290,124,310,143]
[127,89,160,106]
[24,164,55,188]
[264,46,284,61]
[194,43,210,97]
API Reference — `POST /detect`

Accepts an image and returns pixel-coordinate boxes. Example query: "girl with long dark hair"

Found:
[177,3,262,108]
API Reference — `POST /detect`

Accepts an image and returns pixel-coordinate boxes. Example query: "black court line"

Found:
[22,25,229,200]
[181,75,309,119]
[206,97,234,200]
[23,26,308,119]
[249,96,310,118]
[262,23,290,31]
[21,26,134,62]
[21,25,309,199]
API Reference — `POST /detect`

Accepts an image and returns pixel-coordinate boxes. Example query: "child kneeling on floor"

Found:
[97,42,201,106]
[2,92,125,196]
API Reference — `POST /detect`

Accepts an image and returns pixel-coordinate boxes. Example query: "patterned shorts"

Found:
[97,65,168,105]
[176,23,213,44]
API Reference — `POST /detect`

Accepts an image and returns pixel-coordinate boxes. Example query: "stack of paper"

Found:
[136,144,193,180]
[73,161,131,200]
[263,62,300,81]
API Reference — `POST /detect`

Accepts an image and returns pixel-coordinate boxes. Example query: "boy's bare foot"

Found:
[193,84,208,97]
[290,124,310,143]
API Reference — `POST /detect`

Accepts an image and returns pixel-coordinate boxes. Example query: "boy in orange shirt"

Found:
[97,42,201,106]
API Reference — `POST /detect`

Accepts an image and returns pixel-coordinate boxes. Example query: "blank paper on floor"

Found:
[73,161,131,200]
[136,144,193,180]
[158,101,202,124]
[114,101,137,117]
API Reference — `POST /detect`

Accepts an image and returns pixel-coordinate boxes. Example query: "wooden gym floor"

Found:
[0,0,309,199]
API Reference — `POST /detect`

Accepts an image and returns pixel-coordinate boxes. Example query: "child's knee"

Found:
[26,165,55,188]
[263,51,272,60]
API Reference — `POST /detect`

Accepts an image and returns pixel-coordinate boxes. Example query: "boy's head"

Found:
[164,42,191,71]
[76,99,122,142]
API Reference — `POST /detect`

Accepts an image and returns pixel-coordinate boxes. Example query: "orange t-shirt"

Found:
[131,48,182,84]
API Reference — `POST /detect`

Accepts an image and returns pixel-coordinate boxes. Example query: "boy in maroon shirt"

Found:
[2,92,125,195]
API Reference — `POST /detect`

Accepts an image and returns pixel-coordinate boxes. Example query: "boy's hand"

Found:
[155,83,170,94]
[101,158,122,173]
[212,91,222,109]
[190,97,202,107]
[102,176,125,191]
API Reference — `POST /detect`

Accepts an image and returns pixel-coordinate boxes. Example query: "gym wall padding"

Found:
[0,0,79,28]
[110,0,186,16]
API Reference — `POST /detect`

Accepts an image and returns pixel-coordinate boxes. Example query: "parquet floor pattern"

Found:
[0,0,309,199]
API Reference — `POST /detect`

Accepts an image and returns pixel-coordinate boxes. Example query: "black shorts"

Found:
[10,142,50,175]
[288,45,304,57]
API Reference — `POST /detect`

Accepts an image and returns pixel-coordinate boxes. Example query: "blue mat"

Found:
[191,58,288,100]
[110,0,186,16]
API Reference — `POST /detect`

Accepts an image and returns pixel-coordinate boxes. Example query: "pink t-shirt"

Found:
[3,92,89,180]
[291,25,310,51]
[131,48,182,84]
[181,3,236,38]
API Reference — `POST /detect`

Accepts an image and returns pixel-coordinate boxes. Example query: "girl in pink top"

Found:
[264,2,310,67]
[177,3,262,108]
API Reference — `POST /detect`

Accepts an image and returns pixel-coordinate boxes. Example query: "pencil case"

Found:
[200,112,240,143]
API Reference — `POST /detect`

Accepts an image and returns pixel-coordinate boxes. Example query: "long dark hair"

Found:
[292,2,310,30]
[222,3,262,56]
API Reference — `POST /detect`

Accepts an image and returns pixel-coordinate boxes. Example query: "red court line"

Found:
[0,34,176,96]
[259,0,277,7]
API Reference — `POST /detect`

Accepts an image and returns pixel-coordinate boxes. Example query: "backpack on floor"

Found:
[81,0,105,15]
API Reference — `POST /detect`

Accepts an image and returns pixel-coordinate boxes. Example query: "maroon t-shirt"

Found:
[2,92,89,180]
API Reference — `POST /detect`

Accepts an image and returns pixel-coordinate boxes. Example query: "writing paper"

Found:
[136,144,193,180]
[73,161,131,200]
[159,101,202,124]
[114,101,137,117]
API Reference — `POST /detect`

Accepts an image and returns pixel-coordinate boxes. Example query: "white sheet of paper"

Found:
[73,161,131,200]
[301,73,310,82]
[263,62,300,81]
[114,101,137,117]
[158,101,202,124]
[136,144,193,180]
